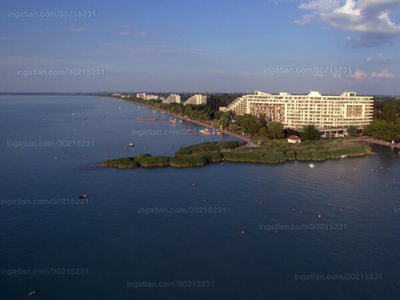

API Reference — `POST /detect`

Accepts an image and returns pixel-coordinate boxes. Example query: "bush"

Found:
[169,155,207,167]
[174,141,240,156]
[103,157,138,168]
[138,156,170,167]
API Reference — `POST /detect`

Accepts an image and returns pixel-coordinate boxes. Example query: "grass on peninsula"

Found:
[101,139,371,169]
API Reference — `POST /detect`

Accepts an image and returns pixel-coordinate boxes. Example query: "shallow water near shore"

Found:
[1,95,400,300]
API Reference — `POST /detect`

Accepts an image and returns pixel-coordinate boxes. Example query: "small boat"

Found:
[178,120,183,123]
[340,155,347,159]
[128,143,135,147]
[169,118,176,125]
[28,291,36,297]
[79,194,87,199]
[152,109,157,114]
[309,163,315,169]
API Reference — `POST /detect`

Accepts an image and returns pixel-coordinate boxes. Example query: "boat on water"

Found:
[128,143,134,147]
[152,109,157,114]
[178,120,183,123]
[169,118,176,125]
[200,128,213,135]
[340,155,347,159]
[309,163,315,169]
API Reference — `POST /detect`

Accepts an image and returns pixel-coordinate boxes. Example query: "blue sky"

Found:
[1,0,400,94]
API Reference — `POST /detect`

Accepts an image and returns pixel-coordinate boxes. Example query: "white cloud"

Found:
[350,69,369,80]
[348,68,397,80]
[332,73,342,79]
[366,53,398,63]
[137,31,148,37]
[294,14,314,25]
[296,0,400,47]
[119,31,132,36]
[371,70,396,78]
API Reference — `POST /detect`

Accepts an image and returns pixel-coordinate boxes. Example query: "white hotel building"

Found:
[222,91,373,131]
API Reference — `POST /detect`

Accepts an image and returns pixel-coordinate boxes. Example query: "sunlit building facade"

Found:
[223,91,373,129]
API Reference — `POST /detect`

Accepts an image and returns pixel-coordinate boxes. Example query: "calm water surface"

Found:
[0,96,399,300]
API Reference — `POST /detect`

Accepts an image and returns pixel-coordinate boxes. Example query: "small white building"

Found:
[288,135,301,144]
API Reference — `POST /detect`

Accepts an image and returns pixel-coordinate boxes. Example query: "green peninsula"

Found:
[101,140,371,169]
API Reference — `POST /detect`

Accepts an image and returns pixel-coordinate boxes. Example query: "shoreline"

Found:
[108,96,257,147]
[350,137,400,149]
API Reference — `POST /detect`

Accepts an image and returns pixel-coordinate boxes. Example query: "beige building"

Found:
[163,94,181,104]
[136,93,159,100]
[184,94,207,105]
[136,93,147,99]
[223,91,373,129]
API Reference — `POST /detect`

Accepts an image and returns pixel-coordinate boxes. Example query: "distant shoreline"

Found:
[108,96,257,147]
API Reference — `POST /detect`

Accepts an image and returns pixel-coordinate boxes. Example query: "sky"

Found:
[0,0,400,95]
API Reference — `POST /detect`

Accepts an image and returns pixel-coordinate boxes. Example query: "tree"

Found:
[259,114,268,127]
[268,122,284,139]
[302,125,319,140]
[259,127,268,139]
[382,102,398,123]
[236,114,261,136]
[218,117,229,128]
[347,125,358,137]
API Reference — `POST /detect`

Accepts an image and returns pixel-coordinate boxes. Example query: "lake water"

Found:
[1,96,400,300]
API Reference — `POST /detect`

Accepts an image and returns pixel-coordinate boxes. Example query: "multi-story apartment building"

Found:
[222,91,373,129]
[163,94,181,104]
[136,93,147,99]
[136,93,159,100]
[184,94,207,105]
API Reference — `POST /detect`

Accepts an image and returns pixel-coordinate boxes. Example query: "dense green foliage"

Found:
[347,125,358,137]
[102,140,370,169]
[174,141,241,156]
[301,125,320,140]
[103,154,169,168]
[138,156,170,167]
[268,122,284,139]
[103,157,138,168]
[223,140,369,163]
[169,155,208,167]
[364,119,400,141]
[363,101,400,141]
